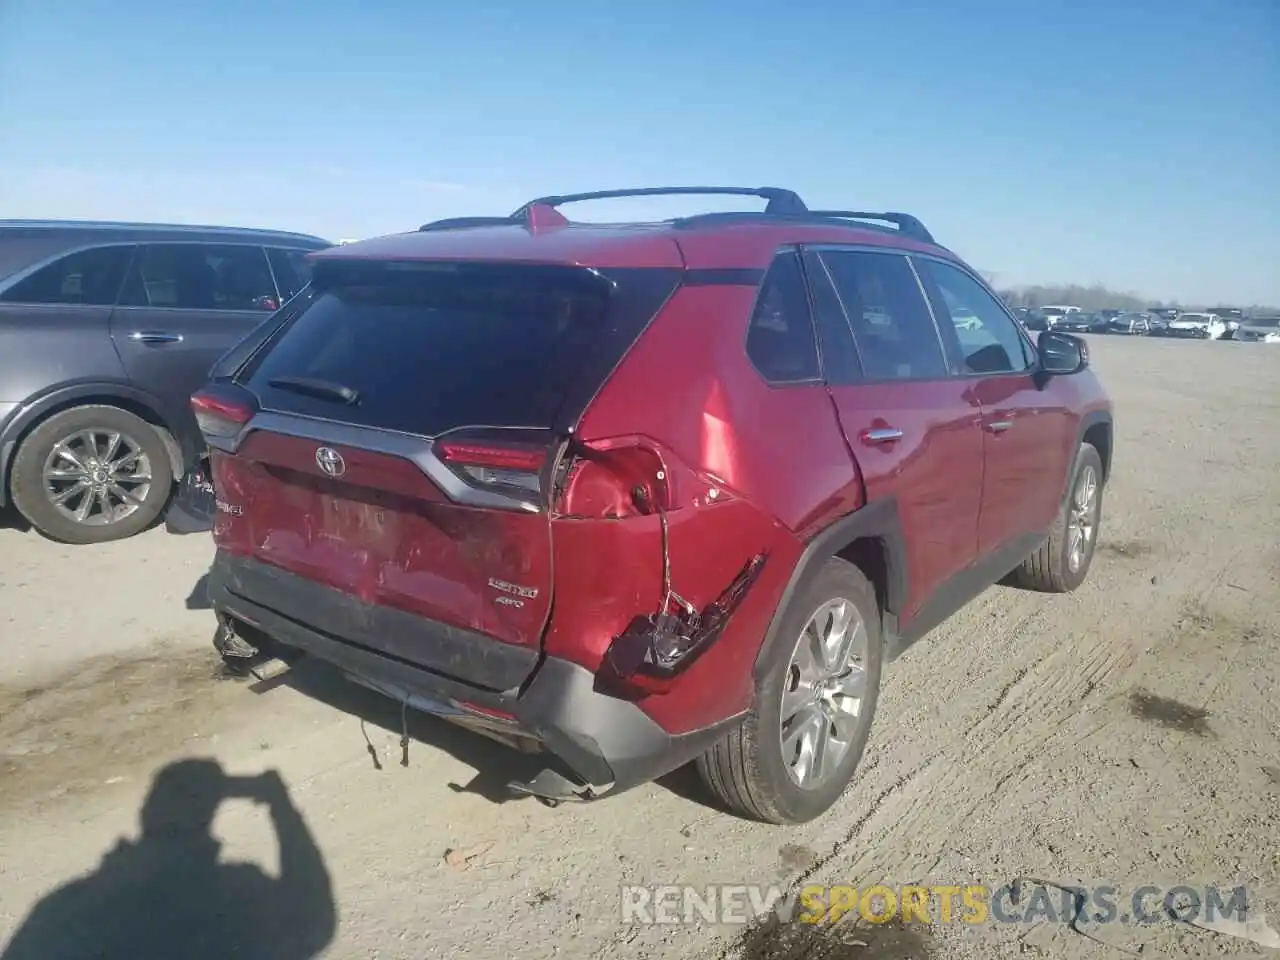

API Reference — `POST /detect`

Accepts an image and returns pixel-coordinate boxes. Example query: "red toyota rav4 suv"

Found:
[195,187,1113,824]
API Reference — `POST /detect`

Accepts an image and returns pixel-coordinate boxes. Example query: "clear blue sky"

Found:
[2,0,1276,304]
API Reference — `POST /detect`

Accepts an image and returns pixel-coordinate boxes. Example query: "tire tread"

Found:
[1011,442,1102,594]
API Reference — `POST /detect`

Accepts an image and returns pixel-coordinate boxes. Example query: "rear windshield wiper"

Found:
[267,376,360,405]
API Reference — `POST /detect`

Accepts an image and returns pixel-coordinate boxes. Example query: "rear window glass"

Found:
[244,261,625,436]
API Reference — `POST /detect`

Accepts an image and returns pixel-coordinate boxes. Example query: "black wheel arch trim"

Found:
[0,380,186,506]
[752,497,908,681]
[1063,409,1114,506]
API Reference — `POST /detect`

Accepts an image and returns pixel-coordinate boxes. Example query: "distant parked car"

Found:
[0,220,332,543]
[1108,312,1157,335]
[1054,312,1096,333]
[1038,305,1080,329]
[1022,310,1051,331]
[1208,307,1244,339]
[1164,312,1227,340]
[1234,315,1280,343]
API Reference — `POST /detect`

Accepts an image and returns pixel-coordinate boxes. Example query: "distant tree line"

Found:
[980,280,1278,315]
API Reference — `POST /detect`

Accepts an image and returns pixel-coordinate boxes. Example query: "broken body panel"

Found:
[198,206,1108,802]
[200,242,822,796]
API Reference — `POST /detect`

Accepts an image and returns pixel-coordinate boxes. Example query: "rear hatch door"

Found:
[213,257,679,684]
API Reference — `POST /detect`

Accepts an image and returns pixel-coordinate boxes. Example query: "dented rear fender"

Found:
[543,497,803,735]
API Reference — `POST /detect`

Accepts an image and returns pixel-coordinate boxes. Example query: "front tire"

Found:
[1011,443,1103,593]
[9,405,174,544]
[697,558,884,824]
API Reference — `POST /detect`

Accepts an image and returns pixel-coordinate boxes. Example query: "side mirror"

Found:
[1038,330,1089,374]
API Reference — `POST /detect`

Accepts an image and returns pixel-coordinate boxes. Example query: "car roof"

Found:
[0,219,332,248]
[312,186,955,272]
[316,219,953,271]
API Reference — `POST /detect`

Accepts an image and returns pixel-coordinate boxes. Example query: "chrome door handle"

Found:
[861,427,904,445]
[986,420,1013,434]
[128,331,184,344]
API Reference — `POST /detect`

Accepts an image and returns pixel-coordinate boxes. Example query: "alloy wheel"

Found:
[779,598,867,789]
[41,429,154,527]
[1067,464,1099,572]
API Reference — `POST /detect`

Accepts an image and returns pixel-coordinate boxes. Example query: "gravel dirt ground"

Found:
[0,335,1277,959]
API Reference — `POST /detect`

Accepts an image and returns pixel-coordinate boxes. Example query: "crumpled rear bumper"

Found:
[205,550,740,801]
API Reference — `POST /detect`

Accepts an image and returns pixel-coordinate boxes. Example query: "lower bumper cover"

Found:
[165,497,214,535]
[206,551,740,798]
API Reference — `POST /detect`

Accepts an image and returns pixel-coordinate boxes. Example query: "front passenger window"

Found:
[918,259,1033,374]
[267,247,313,301]
[745,252,821,383]
[118,244,279,312]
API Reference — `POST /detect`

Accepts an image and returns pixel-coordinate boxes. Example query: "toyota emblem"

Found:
[315,446,346,478]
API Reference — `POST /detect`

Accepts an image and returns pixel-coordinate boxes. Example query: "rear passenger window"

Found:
[118,244,279,312]
[801,249,862,385]
[917,258,1034,374]
[745,253,820,383]
[819,250,949,381]
[0,245,134,306]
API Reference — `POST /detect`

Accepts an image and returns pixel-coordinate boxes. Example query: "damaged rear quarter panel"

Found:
[574,284,862,537]
[555,280,861,734]
[544,497,803,735]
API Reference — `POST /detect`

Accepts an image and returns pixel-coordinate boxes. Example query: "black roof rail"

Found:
[805,210,935,244]
[669,210,937,245]
[668,211,892,236]
[418,215,517,232]
[414,186,809,234]
[410,190,939,245]
[511,186,810,220]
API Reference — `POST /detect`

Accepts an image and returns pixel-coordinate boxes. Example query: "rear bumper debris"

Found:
[164,458,215,535]
[206,550,740,801]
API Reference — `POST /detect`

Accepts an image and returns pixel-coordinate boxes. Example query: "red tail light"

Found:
[191,385,256,439]
[437,441,546,496]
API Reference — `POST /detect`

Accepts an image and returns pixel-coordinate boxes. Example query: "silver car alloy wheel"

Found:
[41,429,154,527]
[1067,463,1099,572]
[779,597,868,789]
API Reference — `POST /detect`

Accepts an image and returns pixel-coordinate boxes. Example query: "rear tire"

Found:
[1011,443,1103,593]
[697,558,883,824]
[10,405,174,545]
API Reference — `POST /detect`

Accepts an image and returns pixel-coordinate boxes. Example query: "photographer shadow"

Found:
[1,759,336,960]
